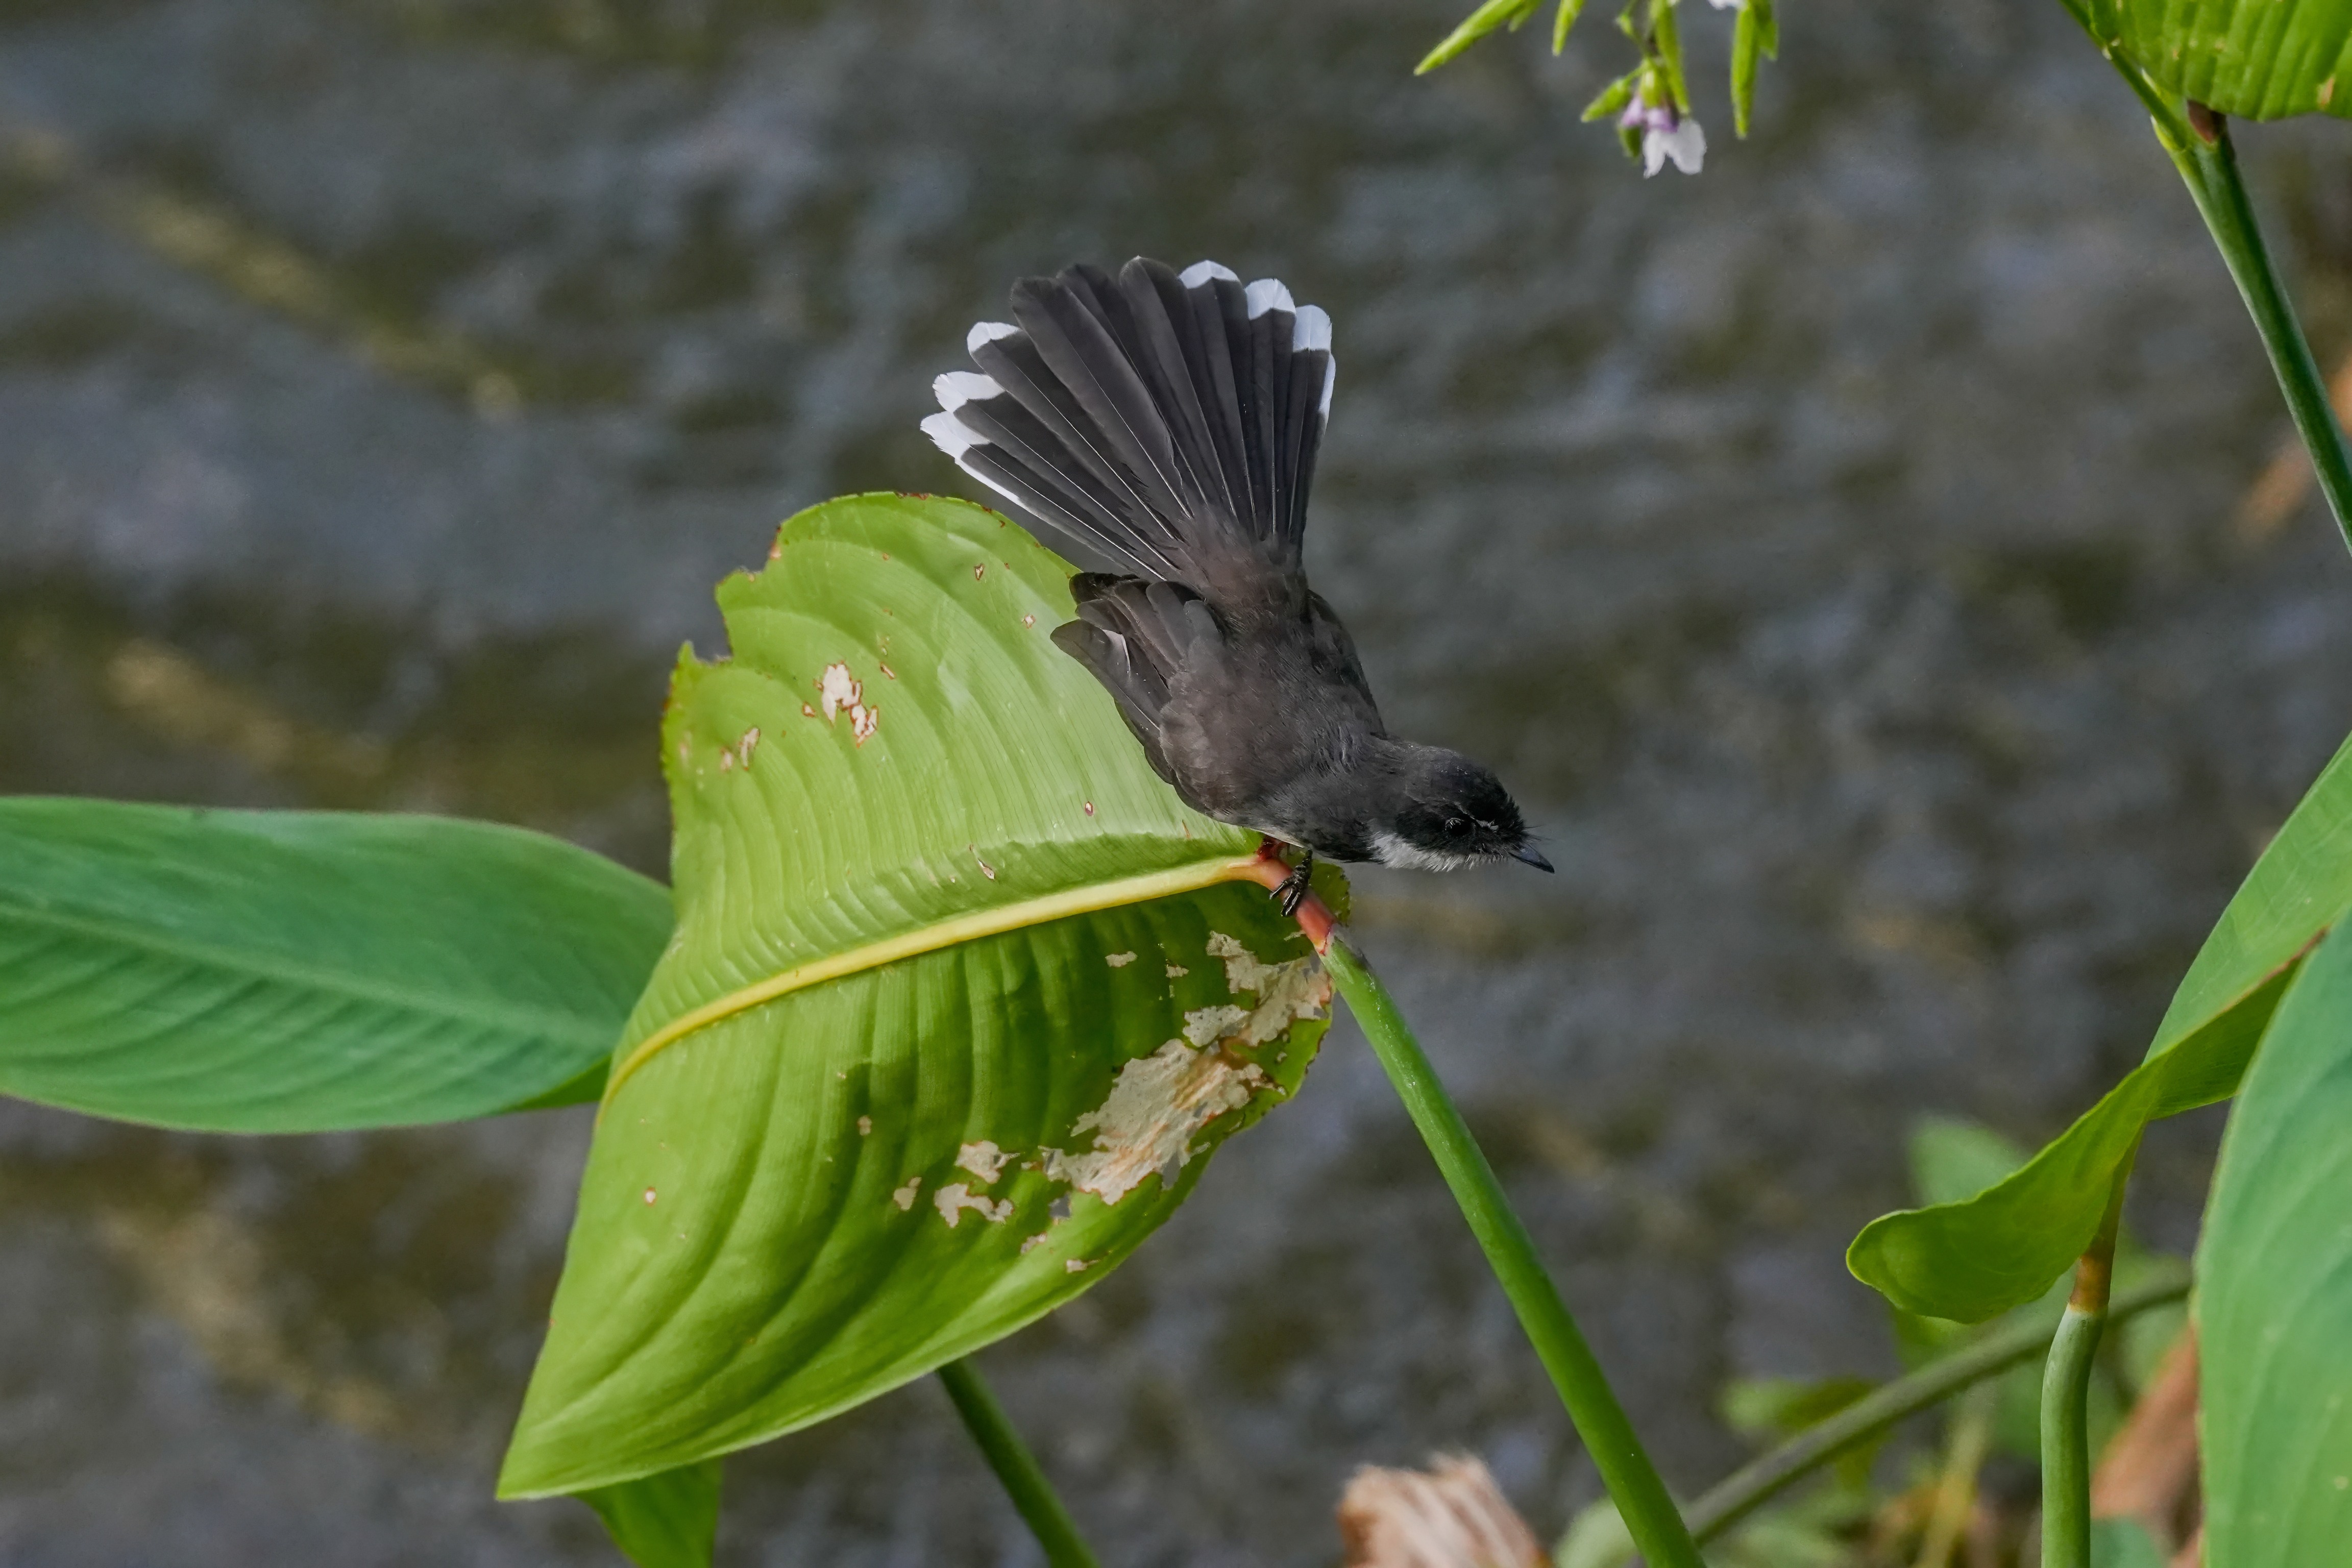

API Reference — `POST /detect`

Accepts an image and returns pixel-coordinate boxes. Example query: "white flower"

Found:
[1643,112,1706,177]
[1708,0,1745,9]
[1621,97,1706,178]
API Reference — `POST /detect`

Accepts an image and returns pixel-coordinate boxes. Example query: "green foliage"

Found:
[1414,0,1550,74]
[1721,1375,1878,1489]
[579,1461,723,1568]
[1419,0,1772,151]
[1730,0,1777,137]
[498,495,1336,1499]
[2090,1516,2168,1568]
[2102,0,2352,121]
[1849,726,2352,1322]
[0,797,668,1131]
[2198,917,2352,1563]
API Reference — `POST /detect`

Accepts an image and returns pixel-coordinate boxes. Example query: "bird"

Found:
[921,257,1551,913]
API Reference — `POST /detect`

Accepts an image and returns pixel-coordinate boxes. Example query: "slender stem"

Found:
[1683,1271,2188,1542]
[2163,111,2352,557]
[937,1358,1104,1568]
[1321,936,1706,1568]
[2049,1,2352,554]
[2041,1171,2130,1568]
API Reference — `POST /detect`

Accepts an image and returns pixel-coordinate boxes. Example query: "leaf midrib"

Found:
[601,849,1276,1110]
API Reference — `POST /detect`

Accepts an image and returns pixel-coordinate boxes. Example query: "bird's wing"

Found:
[922,258,1335,585]
[1048,573,1224,786]
[1305,589,1385,735]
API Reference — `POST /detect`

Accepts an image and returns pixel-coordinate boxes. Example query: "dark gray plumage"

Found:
[923,257,1549,906]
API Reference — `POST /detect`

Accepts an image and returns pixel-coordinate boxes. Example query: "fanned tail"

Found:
[921,257,1336,585]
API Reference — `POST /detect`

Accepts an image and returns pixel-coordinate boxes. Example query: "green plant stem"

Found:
[2050,3,2352,553]
[1683,1271,2188,1542]
[2041,1172,2129,1568]
[1322,935,1705,1568]
[2162,110,2352,557]
[937,1358,1103,1568]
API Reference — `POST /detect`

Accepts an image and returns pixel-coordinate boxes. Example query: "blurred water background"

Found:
[6,1,2352,1562]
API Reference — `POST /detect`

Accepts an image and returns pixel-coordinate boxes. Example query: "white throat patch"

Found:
[1370,831,1481,873]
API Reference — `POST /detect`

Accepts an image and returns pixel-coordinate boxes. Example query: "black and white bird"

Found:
[922,257,1549,910]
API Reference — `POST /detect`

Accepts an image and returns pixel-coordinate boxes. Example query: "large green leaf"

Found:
[0,798,670,1131]
[1849,727,2352,1322]
[499,494,1334,1497]
[2108,0,2352,121]
[2198,917,2352,1565]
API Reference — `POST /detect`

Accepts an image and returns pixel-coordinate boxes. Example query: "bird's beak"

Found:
[1512,844,1554,873]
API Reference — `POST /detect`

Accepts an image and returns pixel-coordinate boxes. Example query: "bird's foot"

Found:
[1271,851,1316,918]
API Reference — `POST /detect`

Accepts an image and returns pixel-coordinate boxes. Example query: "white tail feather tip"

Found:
[920,410,980,459]
[966,320,1019,354]
[934,370,1001,410]
[1244,278,1295,319]
[1179,260,1240,287]
[1291,304,1332,353]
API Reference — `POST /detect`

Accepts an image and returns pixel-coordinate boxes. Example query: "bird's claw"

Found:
[1271,853,1315,918]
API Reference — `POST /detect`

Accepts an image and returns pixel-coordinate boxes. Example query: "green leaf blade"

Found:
[2115,0,2352,120]
[1849,725,2352,1322]
[502,495,1337,1497]
[0,799,670,1131]
[2198,919,2352,1562]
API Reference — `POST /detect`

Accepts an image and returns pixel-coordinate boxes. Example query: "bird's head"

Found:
[1372,747,1551,873]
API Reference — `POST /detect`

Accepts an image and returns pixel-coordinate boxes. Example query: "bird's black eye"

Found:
[1445,817,1463,831]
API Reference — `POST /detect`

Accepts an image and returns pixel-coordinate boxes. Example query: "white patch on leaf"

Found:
[955,1140,1014,1183]
[818,663,861,721]
[1039,938,1329,1207]
[1183,1004,1251,1047]
[817,662,880,745]
[934,1182,1014,1228]
[1202,933,1333,1044]
[1105,951,1137,968]
[1042,1040,1267,1205]
[891,1177,921,1211]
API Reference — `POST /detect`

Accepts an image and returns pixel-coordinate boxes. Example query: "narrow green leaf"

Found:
[2113,0,2352,121]
[1553,0,1587,54]
[579,1460,722,1568]
[1414,0,1546,74]
[1754,0,1778,57]
[0,799,669,1132]
[1849,726,2352,1322]
[1582,70,1639,123]
[1652,0,1691,114]
[500,495,1336,1498]
[2198,919,2352,1561]
[1731,3,1760,137]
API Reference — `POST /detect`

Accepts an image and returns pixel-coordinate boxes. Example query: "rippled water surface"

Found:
[8,1,2352,1561]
